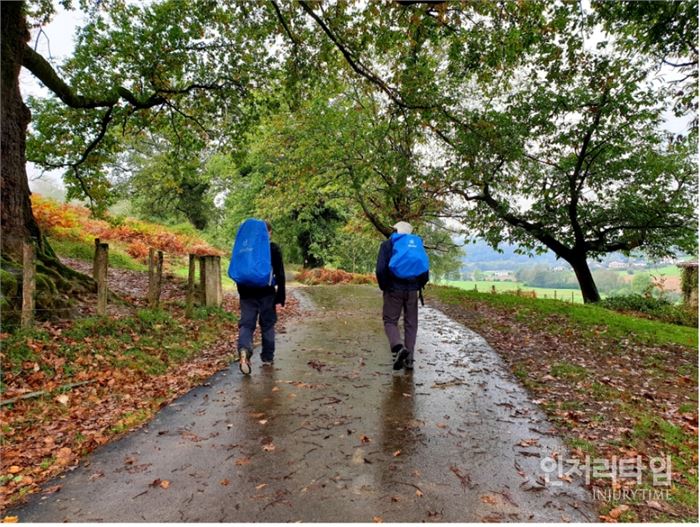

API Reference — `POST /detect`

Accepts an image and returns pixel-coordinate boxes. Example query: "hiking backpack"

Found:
[388,232,430,280]
[228,218,274,287]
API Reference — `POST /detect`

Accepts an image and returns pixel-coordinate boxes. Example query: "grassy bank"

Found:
[428,284,698,522]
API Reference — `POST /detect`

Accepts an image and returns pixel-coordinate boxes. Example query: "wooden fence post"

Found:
[186,254,196,317]
[92,238,100,282]
[21,242,36,329]
[95,242,109,315]
[199,255,222,307]
[147,249,163,308]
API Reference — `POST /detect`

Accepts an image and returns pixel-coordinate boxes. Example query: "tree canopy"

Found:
[2,0,697,305]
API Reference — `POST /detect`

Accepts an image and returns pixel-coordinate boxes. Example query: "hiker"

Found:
[375,221,429,371]
[228,219,286,374]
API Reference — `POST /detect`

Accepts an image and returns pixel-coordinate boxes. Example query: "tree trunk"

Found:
[1,2,38,261]
[568,253,601,304]
[1,3,92,325]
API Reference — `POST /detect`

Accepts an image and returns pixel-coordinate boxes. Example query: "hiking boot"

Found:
[261,359,274,367]
[393,346,409,371]
[404,358,414,371]
[239,348,251,375]
[232,349,241,362]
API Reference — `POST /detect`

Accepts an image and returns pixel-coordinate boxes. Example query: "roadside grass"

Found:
[430,284,697,348]
[428,284,698,522]
[0,302,241,506]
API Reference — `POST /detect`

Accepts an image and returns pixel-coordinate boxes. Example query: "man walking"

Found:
[232,220,285,375]
[375,221,429,371]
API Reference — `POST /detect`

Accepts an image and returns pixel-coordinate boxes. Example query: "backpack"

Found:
[228,218,274,287]
[388,232,429,280]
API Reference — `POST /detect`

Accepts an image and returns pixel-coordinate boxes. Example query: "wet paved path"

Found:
[12,285,595,522]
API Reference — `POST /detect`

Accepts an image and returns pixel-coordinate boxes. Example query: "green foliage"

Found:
[48,237,144,271]
[600,294,698,327]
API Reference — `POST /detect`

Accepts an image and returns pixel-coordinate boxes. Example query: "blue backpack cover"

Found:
[389,233,430,280]
[228,218,274,287]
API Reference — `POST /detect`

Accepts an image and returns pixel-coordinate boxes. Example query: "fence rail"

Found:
[17,239,223,327]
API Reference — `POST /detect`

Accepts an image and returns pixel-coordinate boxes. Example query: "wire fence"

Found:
[5,239,224,328]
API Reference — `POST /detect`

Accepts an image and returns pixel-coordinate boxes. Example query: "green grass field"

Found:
[443,279,586,303]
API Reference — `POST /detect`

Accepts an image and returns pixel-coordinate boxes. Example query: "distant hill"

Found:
[457,238,682,272]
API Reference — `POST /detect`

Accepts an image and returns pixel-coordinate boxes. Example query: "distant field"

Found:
[444,280,585,303]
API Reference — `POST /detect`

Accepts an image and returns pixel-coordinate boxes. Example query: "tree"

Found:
[1,1,278,315]
[294,1,698,302]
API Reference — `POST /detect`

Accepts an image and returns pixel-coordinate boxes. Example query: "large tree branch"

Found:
[22,45,118,108]
[299,1,432,112]
[460,182,573,259]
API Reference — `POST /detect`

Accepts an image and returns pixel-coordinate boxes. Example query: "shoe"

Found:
[239,348,251,375]
[261,360,274,367]
[232,349,241,362]
[404,359,414,371]
[393,346,408,371]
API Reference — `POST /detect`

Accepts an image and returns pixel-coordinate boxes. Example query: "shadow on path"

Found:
[10,285,596,522]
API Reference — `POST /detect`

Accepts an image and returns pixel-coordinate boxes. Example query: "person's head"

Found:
[392,221,413,234]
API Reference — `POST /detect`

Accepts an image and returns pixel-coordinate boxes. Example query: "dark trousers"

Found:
[238,295,277,361]
[382,290,418,360]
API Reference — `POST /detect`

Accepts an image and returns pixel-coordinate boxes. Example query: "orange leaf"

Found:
[160,480,170,489]
[415,489,423,497]
[8,466,21,474]
[360,434,371,444]
[372,516,383,523]
[609,505,629,519]
[220,479,230,486]
[2,516,18,523]
[392,450,401,457]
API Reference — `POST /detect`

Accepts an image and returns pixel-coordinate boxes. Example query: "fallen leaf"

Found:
[481,495,498,505]
[262,443,276,452]
[234,457,251,466]
[150,479,162,487]
[255,483,267,490]
[220,479,230,486]
[517,439,540,448]
[360,434,371,444]
[609,505,629,519]
[8,466,21,474]
[271,387,280,392]
[436,422,448,429]
[372,516,383,523]
[258,419,268,425]
[392,450,401,457]
[42,485,62,494]
[160,480,170,489]
[55,394,69,405]
[415,489,423,497]
[390,496,400,502]
[2,517,18,523]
